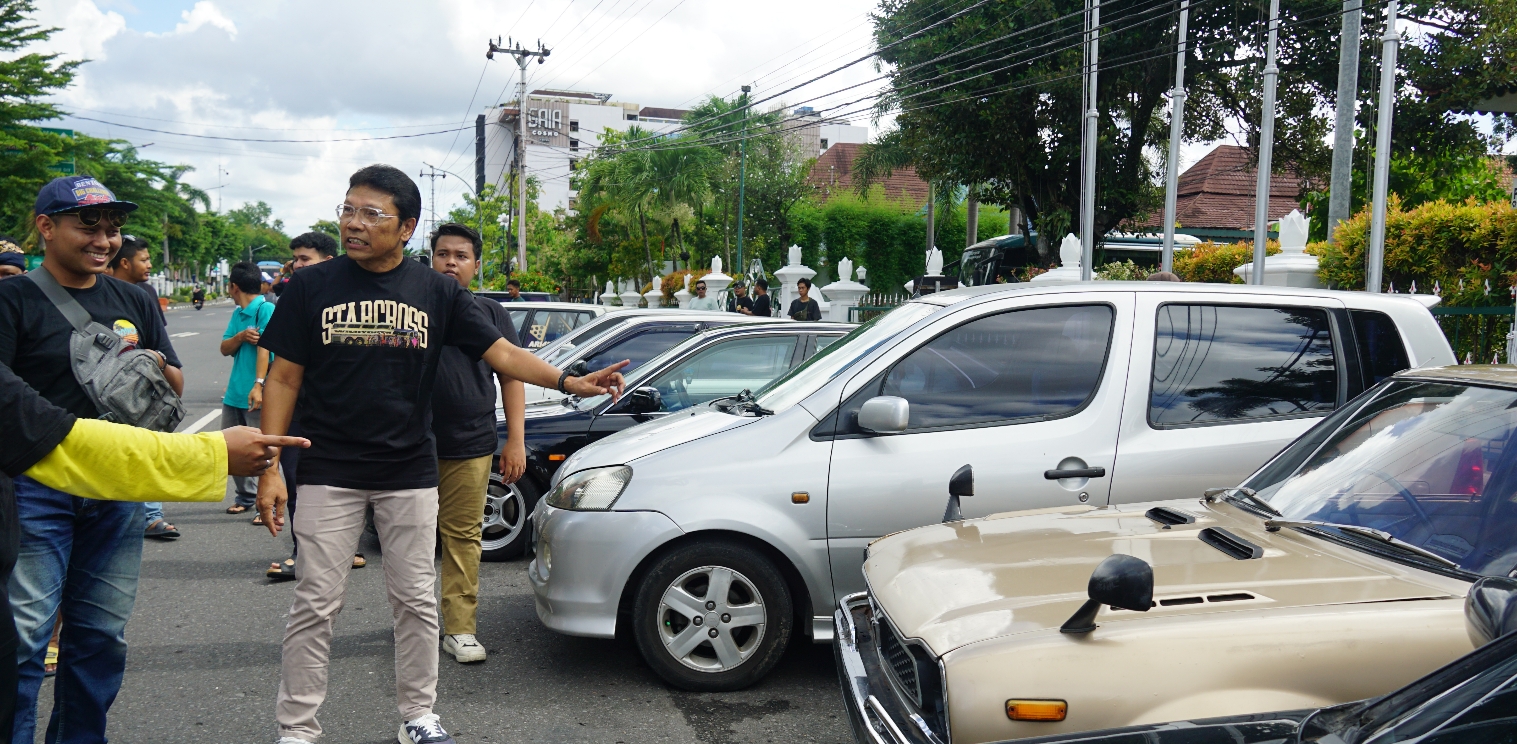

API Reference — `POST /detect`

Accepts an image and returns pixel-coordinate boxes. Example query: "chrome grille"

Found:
[875,615,922,706]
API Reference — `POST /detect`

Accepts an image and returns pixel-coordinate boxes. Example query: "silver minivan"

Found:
[528,282,1455,691]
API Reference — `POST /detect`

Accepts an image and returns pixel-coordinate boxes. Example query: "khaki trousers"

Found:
[276,485,440,741]
[437,455,493,635]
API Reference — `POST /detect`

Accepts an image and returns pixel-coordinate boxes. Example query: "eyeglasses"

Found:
[59,208,129,229]
[336,204,398,226]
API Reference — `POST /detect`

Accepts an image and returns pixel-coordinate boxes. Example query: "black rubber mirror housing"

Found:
[1466,576,1517,646]
[1060,554,1155,634]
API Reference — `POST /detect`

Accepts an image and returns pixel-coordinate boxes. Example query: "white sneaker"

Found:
[399,713,455,744]
[441,633,486,663]
[276,738,313,744]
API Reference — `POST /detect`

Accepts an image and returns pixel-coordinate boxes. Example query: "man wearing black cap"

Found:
[0,175,184,742]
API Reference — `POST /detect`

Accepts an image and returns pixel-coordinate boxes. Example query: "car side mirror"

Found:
[622,386,663,415]
[1060,554,1154,634]
[1465,576,1517,646]
[943,464,973,523]
[857,396,909,434]
[567,360,589,377]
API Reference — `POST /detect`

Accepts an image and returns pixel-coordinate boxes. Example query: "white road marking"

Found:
[179,409,221,434]
[170,332,199,338]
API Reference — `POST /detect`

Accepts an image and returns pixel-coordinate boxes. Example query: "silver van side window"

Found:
[1151,304,1337,426]
[881,304,1114,430]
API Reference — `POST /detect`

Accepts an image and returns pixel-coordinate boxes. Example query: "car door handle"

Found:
[1044,467,1106,480]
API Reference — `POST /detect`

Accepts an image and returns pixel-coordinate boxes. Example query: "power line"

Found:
[68,116,470,143]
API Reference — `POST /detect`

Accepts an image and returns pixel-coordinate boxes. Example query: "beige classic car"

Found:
[837,365,1517,744]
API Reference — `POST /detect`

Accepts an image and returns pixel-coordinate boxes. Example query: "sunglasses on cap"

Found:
[57,207,130,229]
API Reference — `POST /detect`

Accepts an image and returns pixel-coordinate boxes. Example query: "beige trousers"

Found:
[437,455,492,635]
[275,485,440,741]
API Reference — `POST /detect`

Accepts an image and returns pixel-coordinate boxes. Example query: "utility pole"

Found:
[162,214,170,276]
[1078,0,1100,281]
[736,85,751,274]
[1366,0,1399,293]
[1326,0,1363,243]
[1250,0,1283,285]
[488,37,551,274]
[419,164,445,247]
[926,187,936,255]
[1160,0,1190,274]
[475,113,487,200]
[966,189,979,248]
[216,164,230,213]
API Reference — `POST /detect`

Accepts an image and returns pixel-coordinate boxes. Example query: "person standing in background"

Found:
[748,278,772,317]
[221,261,276,520]
[428,223,525,664]
[0,237,25,279]
[108,234,179,540]
[787,277,822,321]
[730,283,753,314]
[503,278,523,301]
[687,280,719,311]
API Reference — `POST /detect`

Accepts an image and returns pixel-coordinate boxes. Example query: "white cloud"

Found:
[151,1,237,39]
[30,0,883,233]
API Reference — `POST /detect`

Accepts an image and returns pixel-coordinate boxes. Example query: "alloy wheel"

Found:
[656,565,767,672]
[481,478,526,554]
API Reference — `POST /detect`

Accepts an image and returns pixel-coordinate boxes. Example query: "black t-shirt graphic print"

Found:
[259,256,503,490]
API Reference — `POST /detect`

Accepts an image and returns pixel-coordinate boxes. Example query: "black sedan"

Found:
[483,321,848,559]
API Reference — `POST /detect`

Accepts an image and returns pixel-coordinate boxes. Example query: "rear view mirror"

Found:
[623,387,663,415]
[1060,554,1154,634]
[857,396,909,434]
[943,464,973,523]
[567,360,590,377]
[1465,576,1517,646]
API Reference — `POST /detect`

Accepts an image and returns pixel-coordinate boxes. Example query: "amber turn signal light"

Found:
[548,454,567,461]
[1006,700,1067,722]
[792,492,810,504]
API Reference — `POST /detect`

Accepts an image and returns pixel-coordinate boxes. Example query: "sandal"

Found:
[44,642,58,678]
[251,513,265,526]
[226,504,252,515]
[266,558,296,582]
[352,553,367,569]
[145,519,181,541]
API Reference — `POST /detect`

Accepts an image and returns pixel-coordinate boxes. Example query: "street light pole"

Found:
[736,85,751,275]
[1250,0,1283,285]
[1326,0,1363,243]
[1160,0,1190,274]
[1366,0,1400,293]
[1078,0,1100,281]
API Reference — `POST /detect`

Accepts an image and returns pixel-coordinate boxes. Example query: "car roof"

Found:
[919,281,1443,312]
[491,301,603,312]
[689,320,850,340]
[607,312,777,328]
[1397,364,1517,389]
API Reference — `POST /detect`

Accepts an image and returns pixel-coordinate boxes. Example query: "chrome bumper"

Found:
[835,593,945,744]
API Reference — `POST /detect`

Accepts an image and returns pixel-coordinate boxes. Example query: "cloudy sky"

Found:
[30,0,888,232]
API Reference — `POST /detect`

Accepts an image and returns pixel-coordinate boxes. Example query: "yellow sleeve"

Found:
[23,419,228,503]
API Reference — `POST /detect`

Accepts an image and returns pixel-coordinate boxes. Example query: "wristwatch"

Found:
[255,377,265,385]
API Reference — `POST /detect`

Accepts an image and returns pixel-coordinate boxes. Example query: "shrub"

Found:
[1094,259,1148,281]
[486,269,559,294]
[1173,240,1281,283]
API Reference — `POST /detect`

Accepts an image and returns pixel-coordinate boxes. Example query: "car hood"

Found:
[554,406,761,482]
[865,499,1459,657]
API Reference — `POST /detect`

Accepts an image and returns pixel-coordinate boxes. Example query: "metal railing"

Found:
[1429,306,1514,363]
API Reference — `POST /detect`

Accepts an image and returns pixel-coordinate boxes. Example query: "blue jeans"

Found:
[9,476,144,744]
[143,503,163,525]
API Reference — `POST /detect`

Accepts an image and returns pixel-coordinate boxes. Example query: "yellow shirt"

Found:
[22,419,228,503]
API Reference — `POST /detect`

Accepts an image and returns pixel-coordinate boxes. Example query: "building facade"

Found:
[483,89,687,213]
[782,106,868,162]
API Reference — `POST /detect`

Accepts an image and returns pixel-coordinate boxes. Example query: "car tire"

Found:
[481,473,539,562]
[631,541,793,691]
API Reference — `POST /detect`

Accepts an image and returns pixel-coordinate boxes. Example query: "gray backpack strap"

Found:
[25,267,93,333]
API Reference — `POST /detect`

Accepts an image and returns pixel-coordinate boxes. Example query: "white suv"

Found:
[528,282,1455,691]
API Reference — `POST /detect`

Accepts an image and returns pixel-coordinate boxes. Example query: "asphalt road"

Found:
[31,300,853,744]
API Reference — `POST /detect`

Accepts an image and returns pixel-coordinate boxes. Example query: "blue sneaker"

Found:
[399,714,455,744]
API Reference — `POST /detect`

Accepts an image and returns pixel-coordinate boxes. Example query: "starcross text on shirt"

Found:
[320,300,430,349]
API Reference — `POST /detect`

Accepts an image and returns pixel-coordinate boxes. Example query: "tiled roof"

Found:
[1135,144,1308,231]
[638,106,689,120]
[807,143,930,205]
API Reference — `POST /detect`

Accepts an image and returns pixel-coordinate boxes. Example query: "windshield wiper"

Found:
[725,389,773,416]
[1203,486,1280,516]
[1263,519,1461,569]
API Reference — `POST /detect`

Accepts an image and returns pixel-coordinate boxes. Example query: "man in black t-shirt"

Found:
[255,165,626,744]
[749,278,773,317]
[787,276,822,321]
[731,282,754,314]
[0,175,185,743]
[427,223,524,665]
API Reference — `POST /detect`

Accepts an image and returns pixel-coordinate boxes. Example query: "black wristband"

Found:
[557,369,572,394]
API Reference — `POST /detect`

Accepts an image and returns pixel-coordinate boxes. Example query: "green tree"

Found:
[0,0,79,237]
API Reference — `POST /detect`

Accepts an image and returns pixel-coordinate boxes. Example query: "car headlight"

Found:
[544,465,632,511]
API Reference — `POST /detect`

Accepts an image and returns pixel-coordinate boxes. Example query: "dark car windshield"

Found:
[1248,379,1517,577]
